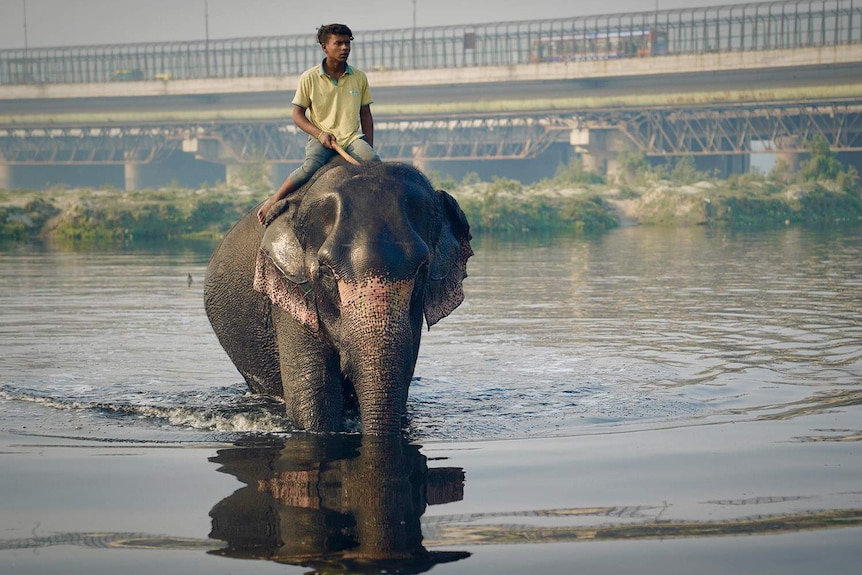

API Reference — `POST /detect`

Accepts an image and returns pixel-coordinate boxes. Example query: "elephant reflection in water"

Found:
[208,434,470,573]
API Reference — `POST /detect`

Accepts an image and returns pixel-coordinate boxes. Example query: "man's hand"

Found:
[318,132,335,149]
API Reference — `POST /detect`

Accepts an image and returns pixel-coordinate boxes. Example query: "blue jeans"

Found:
[287,137,379,188]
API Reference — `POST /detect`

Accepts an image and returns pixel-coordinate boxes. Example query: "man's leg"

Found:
[257,138,333,224]
[302,136,336,173]
[345,138,380,162]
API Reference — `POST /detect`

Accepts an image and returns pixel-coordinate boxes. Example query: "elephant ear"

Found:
[252,207,319,332]
[424,190,473,328]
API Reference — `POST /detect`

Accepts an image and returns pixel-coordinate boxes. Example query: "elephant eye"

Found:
[318,264,337,285]
[415,258,429,276]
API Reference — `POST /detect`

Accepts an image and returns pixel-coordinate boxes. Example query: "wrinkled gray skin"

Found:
[204,160,472,435]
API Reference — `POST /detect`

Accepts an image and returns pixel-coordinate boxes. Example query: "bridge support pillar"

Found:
[727,153,750,175]
[124,162,142,191]
[183,137,280,188]
[694,153,750,178]
[264,163,282,189]
[182,137,233,184]
[225,162,278,187]
[227,162,280,188]
[411,146,429,173]
[225,163,245,187]
[571,128,636,179]
[0,162,13,190]
[774,136,803,172]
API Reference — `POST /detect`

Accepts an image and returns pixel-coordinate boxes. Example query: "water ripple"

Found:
[2,228,861,442]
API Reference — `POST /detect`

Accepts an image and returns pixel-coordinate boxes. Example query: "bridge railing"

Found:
[0,0,859,85]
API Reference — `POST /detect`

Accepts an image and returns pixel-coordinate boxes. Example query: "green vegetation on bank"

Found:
[0,184,262,242]
[1,136,860,243]
[440,136,860,233]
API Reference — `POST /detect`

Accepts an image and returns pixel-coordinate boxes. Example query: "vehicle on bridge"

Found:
[531,29,668,62]
[113,68,145,81]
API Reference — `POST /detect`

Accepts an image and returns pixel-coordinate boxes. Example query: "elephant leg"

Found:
[272,307,345,432]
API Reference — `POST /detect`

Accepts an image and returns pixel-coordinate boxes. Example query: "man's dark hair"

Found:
[317,24,353,46]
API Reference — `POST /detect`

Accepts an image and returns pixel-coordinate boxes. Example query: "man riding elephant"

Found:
[257,23,378,225]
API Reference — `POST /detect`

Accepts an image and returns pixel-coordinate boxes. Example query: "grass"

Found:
[2,138,860,243]
[0,185,262,243]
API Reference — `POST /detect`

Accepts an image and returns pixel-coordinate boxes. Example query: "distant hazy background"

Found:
[1,0,745,49]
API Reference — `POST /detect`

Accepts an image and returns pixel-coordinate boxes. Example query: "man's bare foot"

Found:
[257,199,276,225]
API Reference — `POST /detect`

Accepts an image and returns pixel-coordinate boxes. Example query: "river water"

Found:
[1,225,861,574]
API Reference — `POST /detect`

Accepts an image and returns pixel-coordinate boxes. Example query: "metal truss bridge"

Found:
[3,100,861,167]
[1,0,861,185]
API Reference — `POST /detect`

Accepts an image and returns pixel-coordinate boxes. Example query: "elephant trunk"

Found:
[338,276,418,435]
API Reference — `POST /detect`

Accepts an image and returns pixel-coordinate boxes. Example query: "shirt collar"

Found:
[318,60,353,78]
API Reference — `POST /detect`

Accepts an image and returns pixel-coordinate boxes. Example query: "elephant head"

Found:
[251,161,472,434]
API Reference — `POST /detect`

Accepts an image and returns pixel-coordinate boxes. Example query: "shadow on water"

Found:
[207,434,471,573]
[205,434,862,560]
[1,434,861,559]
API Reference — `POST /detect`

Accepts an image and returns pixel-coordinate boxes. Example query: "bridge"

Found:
[1,0,861,190]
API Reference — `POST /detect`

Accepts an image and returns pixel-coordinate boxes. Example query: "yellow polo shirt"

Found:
[292,61,373,148]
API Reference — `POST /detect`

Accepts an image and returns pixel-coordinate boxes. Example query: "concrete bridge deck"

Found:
[2,45,861,126]
[1,0,861,188]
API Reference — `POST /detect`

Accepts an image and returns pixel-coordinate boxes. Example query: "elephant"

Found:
[204,159,472,435]
[208,434,470,571]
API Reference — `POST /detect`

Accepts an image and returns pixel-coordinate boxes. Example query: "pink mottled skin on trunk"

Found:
[338,276,417,434]
[338,276,414,321]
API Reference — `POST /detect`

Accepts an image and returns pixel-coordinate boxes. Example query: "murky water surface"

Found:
[3,226,859,442]
[1,226,861,574]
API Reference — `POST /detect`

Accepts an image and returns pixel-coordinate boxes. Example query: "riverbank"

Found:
[454,173,861,232]
[1,156,860,242]
[0,185,261,242]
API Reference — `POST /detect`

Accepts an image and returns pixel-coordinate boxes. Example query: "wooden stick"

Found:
[332,142,361,166]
